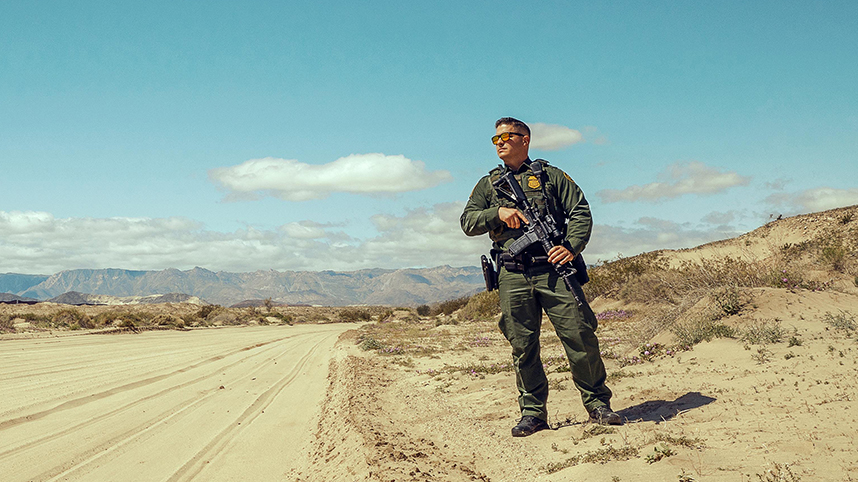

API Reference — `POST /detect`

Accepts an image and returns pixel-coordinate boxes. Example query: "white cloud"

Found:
[0,206,487,274]
[766,187,858,214]
[597,161,751,203]
[208,154,452,201]
[584,217,743,262]
[281,221,329,240]
[529,123,584,150]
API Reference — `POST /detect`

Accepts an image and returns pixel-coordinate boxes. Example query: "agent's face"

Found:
[494,124,529,166]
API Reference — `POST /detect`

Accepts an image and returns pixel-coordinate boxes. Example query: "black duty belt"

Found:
[492,249,550,273]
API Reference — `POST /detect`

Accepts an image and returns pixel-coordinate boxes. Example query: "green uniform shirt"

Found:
[460,159,592,257]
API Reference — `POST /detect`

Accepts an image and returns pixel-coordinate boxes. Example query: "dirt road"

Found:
[0,324,349,482]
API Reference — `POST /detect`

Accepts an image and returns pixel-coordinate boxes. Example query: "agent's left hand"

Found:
[547,245,574,265]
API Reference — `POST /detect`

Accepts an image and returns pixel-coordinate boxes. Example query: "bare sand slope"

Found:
[0,324,349,482]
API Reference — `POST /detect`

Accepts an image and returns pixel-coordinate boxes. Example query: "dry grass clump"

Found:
[459,290,500,321]
[434,296,471,316]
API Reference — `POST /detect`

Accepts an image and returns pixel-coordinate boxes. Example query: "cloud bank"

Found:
[598,161,751,203]
[0,207,752,276]
[529,123,584,150]
[0,208,487,275]
[209,154,452,201]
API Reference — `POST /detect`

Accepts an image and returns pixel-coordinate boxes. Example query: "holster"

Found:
[480,254,498,291]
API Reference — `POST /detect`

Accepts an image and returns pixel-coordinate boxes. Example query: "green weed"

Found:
[672,316,736,347]
[822,311,856,334]
[741,319,784,344]
[645,444,675,464]
[543,446,639,473]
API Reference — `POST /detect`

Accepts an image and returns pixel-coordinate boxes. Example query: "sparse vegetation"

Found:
[645,444,676,464]
[672,315,736,347]
[543,446,639,473]
[822,311,856,335]
[338,308,372,323]
[756,462,801,481]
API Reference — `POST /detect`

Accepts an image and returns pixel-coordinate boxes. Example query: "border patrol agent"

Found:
[461,117,621,436]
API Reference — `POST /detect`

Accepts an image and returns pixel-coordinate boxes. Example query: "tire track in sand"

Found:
[0,325,348,482]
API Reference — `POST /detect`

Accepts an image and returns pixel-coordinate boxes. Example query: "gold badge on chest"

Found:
[527,176,541,189]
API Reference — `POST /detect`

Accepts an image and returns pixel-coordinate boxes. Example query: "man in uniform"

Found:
[461,117,621,437]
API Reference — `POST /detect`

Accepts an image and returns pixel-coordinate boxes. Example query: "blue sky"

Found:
[2,1,856,274]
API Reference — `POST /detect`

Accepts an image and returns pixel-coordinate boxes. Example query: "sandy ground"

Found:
[2,287,857,481]
[0,324,349,482]
[293,288,858,482]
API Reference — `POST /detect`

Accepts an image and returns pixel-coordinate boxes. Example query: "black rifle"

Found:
[492,167,584,305]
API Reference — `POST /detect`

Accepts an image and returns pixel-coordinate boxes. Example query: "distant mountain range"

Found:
[0,266,483,307]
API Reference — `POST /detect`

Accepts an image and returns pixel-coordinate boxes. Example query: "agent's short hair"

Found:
[495,117,530,136]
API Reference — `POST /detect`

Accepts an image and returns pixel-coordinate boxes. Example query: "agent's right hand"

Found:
[498,207,529,229]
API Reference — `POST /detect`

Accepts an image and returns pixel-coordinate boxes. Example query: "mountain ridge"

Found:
[11,266,483,307]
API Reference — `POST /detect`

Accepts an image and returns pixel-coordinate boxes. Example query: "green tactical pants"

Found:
[498,264,612,421]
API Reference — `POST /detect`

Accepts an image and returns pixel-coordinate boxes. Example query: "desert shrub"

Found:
[585,252,669,300]
[820,242,848,272]
[357,334,385,351]
[196,305,219,319]
[740,319,784,344]
[416,305,431,316]
[152,314,185,328]
[0,315,15,333]
[460,290,500,321]
[339,308,372,322]
[435,296,470,316]
[672,316,736,347]
[52,308,94,329]
[379,309,394,322]
[209,310,240,325]
[94,311,153,329]
[268,312,294,325]
[712,286,743,316]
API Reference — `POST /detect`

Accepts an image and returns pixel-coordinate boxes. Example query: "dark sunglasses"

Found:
[491,132,525,145]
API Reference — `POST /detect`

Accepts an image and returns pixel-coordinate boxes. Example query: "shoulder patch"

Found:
[564,172,573,182]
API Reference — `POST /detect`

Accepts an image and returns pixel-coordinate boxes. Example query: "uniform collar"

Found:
[506,158,532,175]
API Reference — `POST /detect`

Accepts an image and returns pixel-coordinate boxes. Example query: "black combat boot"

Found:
[511,415,550,437]
[588,406,623,425]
